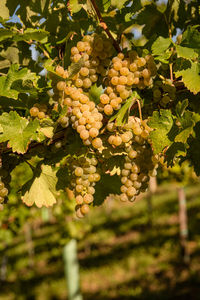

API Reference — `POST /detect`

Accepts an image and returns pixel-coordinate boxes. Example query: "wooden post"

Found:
[178,187,190,264]
[146,176,157,226]
[63,239,83,300]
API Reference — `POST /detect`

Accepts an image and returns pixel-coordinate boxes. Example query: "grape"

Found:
[75,79,83,87]
[38,112,46,119]
[130,63,137,72]
[90,74,98,82]
[92,138,103,149]
[118,53,124,60]
[57,81,66,91]
[120,193,128,202]
[104,104,113,115]
[111,76,119,85]
[80,130,89,140]
[100,94,110,104]
[77,41,85,51]
[71,47,79,56]
[89,128,99,138]
[0,188,7,197]
[83,78,92,89]
[30,107,39,117]
[81,204,90,215]
[83,194,93,204]
[80,67,89,76]
[113,136,122,146]
[120,67,129,76]
[76,195,84,204]
[75,167,84,177]
[73,53,82,62]
[118,76,127,85]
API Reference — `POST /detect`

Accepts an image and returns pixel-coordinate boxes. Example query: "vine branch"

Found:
[89,0,121,52]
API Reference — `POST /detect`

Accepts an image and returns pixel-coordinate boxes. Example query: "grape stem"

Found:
[89,0,121,52]
[136,99,142,121]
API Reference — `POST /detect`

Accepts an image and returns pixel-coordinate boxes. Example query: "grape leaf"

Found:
[40,127,54,138]
[111,0,128,10]
[174,62,200,94]
[136,4,168,38]
[0,64,39,99]
[181,25,200,49]
[176,45,198,60]
[187,138,200,176]
[148,110,175,153]
[22,165,58,208]
[68,58,85,79]
[89,84,102,104]
[152,37,172,56]
[0,0,10,19]
[165,142,186,166]
[68,0,85,14]
[175,111,196,143]
[93,174,121,206]
[0,112,40,154]
[175,99,188,118]
[0,29,13,42]
[14,28,49,44]
[0,76,18,99]
[109,91,140,126]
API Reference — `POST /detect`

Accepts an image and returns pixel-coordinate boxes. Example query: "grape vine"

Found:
[0,0,199,218]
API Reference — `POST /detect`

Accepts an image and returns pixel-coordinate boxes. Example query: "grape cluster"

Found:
[68,156,101,218]
[120,146,159,202]
[106,116,151,148]
[153,80,176,107]
[99,52,157,116]
[104,116,158,202]
[30,103,49,119]
[45,35,160,218]
[70,34,114,89]
[55,81,104,148]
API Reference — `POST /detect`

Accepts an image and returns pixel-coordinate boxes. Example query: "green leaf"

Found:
[0,76,18,99]
[152,37,172,56]
[174,62,200,94]
[14,28,49,43]
[136,4,168,38]
[93,174,121,206]
[165,142,186,166]
[0,64,39,99]
[109,91,140,126]
[187,138,200,176]
[181,26,200,49]
[0,112,40,154]
[40,127,54,138]
[175,111,196,143]
[22,165,58,208]
[148,110,174,153]
[0,29,13,42]
[0,46,19,65]
[176,45,198,60]
[44,59,66,82]
[111,0,128,10]
[68,58,85,79]
[175,100,188,118]
[68,0,85,14]
[89,84,102,104]
[0,0,10,19]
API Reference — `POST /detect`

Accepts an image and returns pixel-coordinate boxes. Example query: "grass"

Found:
[1,182,200,299]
